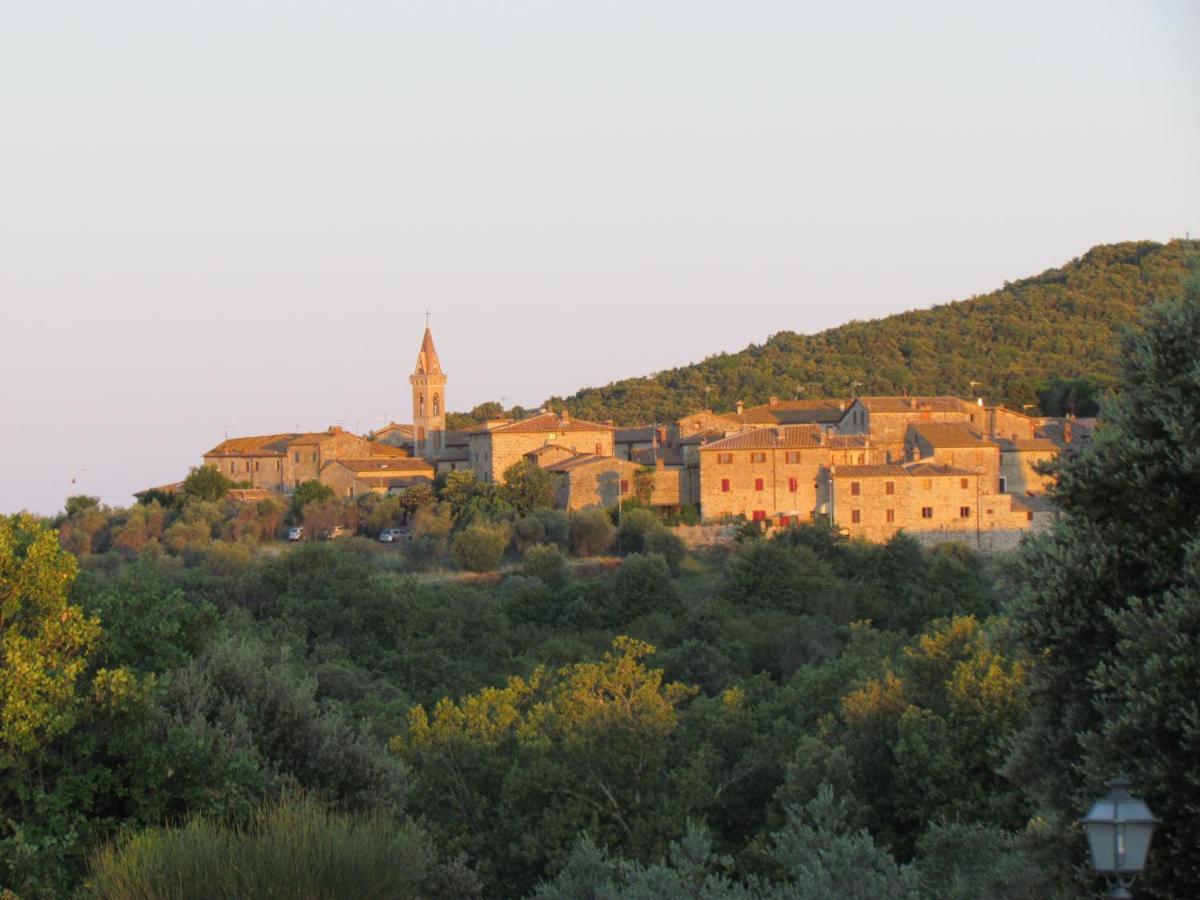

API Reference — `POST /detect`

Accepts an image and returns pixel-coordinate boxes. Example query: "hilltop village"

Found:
[201,326,1089,549]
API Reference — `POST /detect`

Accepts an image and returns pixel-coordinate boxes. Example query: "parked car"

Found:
[379,528,409,543]
[323,525,351,540]
[287,526,306,541]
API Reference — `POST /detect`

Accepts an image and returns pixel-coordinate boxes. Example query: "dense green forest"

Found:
[527,239,1196,425]
[2,267,1197,899]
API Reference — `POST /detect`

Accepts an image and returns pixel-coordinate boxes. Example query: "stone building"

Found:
[204,426,384,492]
[410,326,447,457]
[467,411,615,484]
[837,396,976,460]
[818,460,1049,550]
[543,454,640,510]
[903,423,1001,490]
[698,425,874,524]
[371,422,415,447]
[319,457,435,499]
[996,437,1059,494]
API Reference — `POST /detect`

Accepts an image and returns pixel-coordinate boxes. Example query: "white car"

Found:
[379,528,408,543]
[287,526,306,541]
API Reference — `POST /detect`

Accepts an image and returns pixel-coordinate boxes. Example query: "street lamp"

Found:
[1080,776,1159,899]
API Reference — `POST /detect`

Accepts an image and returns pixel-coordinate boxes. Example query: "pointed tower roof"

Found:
[413,326,444,377]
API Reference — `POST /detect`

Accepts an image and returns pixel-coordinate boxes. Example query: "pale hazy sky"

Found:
[1,1,1197,514]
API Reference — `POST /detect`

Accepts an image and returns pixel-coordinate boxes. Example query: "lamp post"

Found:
[1080,776,1159,899]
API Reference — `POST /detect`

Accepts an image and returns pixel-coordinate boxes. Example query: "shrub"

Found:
[511,514,547,554]
[82,793,478,899]
[642,526,686,575]
[181,466,234,502]
[616,508,658,554]
[451,523,509,572]
[569,508,614,557]
[610,553,678,622]
[521,543,570,590]
[532,508,570,549]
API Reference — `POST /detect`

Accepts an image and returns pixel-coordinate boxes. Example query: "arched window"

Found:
[433,394,440,416]
[419,395,425,417]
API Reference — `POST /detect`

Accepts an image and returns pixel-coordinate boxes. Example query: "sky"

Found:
[1,1,1197,514]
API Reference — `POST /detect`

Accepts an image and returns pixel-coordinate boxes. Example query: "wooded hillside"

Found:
[546,239,1196,424]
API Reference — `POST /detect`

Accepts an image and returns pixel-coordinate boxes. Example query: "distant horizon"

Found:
[3,1,1197,514]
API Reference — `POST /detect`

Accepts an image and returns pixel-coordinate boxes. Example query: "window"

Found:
[1027,510,1034,522]
[998,476,1008,493]
[229,462,235,473]
[960,506,971,519]
[754,478,764,491]
[293,452,300,462]
[921,507,934,519]
[785,451,801,463]
[717,453,733,464]
[721,478,731,493]
[788,476,798,493]
[433,394,440,415]
[595,443,602,455]
[960,478,969,489]
[254,461,260,472]
[276,460,280,470]
[851,509,861,524]
[620,479,629,493]
[419,395,425,416]
[311,452,317,462]
[886,509,895,523]
[885,481,894,495]
[922,479,932,490]
[850,481,861,496]
[750,452,767,463]
[752,510,767,521]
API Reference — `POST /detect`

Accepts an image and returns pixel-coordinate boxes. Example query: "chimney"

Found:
[658,426,667,445]
[561,407,570,425]
[329,425,343,434]
[775,426,785,441]
[655,455,664,470]
[769,396,779,407]
[736,401,744,415]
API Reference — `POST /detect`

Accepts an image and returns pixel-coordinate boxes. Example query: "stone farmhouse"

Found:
[199,326,1074,547]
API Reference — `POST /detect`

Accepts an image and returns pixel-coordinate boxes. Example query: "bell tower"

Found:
[410,322,447,458]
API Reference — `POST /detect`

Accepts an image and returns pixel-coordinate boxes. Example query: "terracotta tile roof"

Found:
[544,454,640,474]
[357,474,434,489]
[679,429,731,446]
[632,447,685,466]
[700,425,824,451]
[737,399,848,425]
[903,462,981,477]
[326,458,434,474]
[829,464,909,478]
[372,422,414,438]
[489,412,614,434]
[857,396,968,414]
[524,443,578,458]
[908,423,995,448]
[413,326,444,376]
[205,433,297,457]
[367,443,413,458]
[615,427,657,442]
